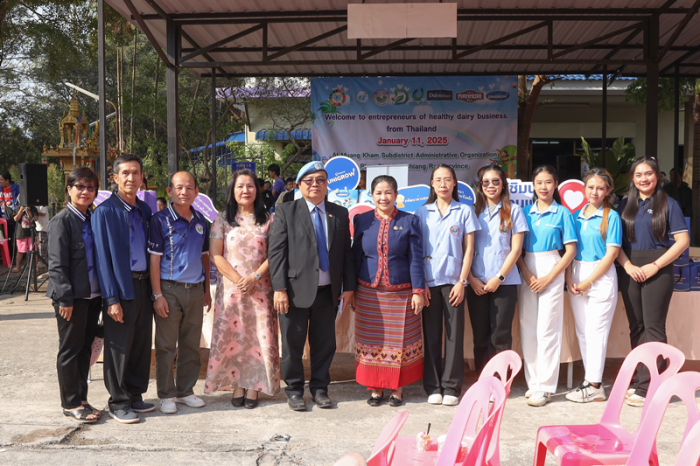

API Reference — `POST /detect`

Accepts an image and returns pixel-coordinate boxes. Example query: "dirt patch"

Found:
[12,427,75,444]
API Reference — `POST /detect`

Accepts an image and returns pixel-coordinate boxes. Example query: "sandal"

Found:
[388,395,403,407]
[63,406,99,423]
[82,403,101,418]
[367,393,384,407]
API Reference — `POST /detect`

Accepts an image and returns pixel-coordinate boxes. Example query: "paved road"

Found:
[0,292,693,465]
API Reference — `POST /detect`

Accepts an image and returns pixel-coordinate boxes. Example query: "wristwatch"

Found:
[459,278,468,285]
[253,272,261,280]
[497,274,506,282]
[151,293,163,301]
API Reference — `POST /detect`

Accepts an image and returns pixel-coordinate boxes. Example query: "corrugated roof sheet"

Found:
[105,0,700,78]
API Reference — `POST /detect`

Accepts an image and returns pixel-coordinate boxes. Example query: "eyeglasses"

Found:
[301,178,327,186]
[481,179,501,187]
[72,184,98,193]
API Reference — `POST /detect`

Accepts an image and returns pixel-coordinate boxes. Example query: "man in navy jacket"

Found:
[92,154,154,424]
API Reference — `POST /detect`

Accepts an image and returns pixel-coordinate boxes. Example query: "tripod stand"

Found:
[4,224,48,300]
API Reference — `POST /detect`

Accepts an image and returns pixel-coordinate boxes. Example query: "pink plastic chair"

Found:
[366,410,409,466]
[390,377,506,466]
[624,371,700,466]
[437,377,507,466]
[477,350,523,466]
[479,350,522,396]
[533,342,685,466]
[0,218,10,267]
[671,417,700,465]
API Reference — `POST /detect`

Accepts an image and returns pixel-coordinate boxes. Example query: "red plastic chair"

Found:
[390,377,506,466]
[366,410,409,466]
[624,371,700,466]
[0,218,10,267]
[533,342,685,466]
[477,350,522,466]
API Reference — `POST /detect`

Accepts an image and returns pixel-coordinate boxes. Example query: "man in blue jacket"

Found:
[92,154,154,424]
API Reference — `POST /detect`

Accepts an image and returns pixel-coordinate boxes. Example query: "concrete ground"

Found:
[0,281,697,465]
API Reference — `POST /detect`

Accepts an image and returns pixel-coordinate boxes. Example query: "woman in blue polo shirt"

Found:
[467,163,528,374]
[565,168,622,403]
[616,157,689,407]
[415,164,480,406]
[517,165,577,407]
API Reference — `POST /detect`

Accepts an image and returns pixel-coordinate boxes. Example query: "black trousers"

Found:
[103,277,154,411]
[54,296,102,409]
[618,248,674,397]
[466,285,518,374]
[278,285,336,397]
[422,284,465,397]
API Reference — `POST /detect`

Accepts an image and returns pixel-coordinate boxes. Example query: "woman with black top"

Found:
[47,167,102,422]
[616,157,689,407]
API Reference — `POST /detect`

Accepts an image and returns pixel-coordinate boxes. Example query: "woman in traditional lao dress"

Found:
[352,175,425,407]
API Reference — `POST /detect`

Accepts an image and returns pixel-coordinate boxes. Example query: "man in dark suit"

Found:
[269,161,356,411]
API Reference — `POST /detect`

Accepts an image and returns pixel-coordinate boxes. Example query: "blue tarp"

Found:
[189,131,245,154]
[256,130,311,141]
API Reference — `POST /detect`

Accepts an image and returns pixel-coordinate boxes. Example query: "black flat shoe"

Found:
[367,394,384,407]
[388,395,403,407]
[244,394,258,409]
[288,394,306,411]
[311,392,332,409]
[231,391,245,408]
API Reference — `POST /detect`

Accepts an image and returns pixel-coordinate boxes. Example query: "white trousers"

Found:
[568,259,618,384]
[518,251,565,393]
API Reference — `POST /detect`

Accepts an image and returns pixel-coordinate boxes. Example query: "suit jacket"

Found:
[92,192,152,306]
[46,206,92,306]
[269,198,356,308]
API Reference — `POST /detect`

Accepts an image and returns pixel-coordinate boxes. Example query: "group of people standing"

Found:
[47,152,689,423]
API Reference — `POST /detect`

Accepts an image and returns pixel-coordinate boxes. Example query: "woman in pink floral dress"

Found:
[204,169,279,409]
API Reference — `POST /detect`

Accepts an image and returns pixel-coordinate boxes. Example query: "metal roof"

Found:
[105,0,700,78]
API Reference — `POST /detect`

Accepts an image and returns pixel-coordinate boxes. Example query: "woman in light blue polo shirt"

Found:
[467,163,528,374]
[415,164,480,406]
[516,165,577,407]
[564,168,621,403]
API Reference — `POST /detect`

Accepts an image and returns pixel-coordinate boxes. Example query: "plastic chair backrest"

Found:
[625,371,700,466]
[478,350,522,465]
[0,218,7,238]
[600,342,685,432]
[436,377,506,466]
[673,416,700,466]
[479,350,522,396]
[367,410,410,466]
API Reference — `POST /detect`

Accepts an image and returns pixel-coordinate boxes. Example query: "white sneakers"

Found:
[566,381,606,403]
[175,394,206,408]
[427,394,443,405]
[626,393,646,407]
[626,388,636,398]
[527,391,551,407]
[160,398,177,414]
[442,395,459,406]
[160,395,206,414]
[525,389,534,398]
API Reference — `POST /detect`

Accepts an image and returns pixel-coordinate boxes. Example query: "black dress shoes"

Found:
[287,394,306,411]
[312,392,332,409]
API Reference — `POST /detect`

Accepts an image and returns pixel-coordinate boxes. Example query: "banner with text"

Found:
[311,76,518,186]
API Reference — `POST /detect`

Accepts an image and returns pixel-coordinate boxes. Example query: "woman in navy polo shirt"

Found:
[467,163,528,375]
[517,165,577,407]
[565,168,622,403]
[616,157,689,407]
[415,164,480,406]
[352,175,425,407]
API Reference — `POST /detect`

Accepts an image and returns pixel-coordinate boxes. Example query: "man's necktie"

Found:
[313,207,329,272]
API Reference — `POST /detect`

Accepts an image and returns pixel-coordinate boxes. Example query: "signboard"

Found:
[325,156,360,190]
[457,181,475,207]
[558,179,587,213]
[191,193,218,222]
[311,76,518,185]
[228,161,256,173]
